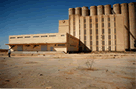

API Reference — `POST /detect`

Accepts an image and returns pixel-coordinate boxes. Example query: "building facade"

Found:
[59,2,136,52]
[7,2,136,52]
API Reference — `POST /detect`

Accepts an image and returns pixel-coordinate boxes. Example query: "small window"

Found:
[33,36,39,38]
[102,29,104,34]
[90,29,92,34]
[96,36,98,40]
[108,23,110,27]
[96,29,98,34]
[90,36,92,40]
[84,41,86,45]
[58,44,65,46]
[102,23,104,27]
[90,41,92,45]
[108,29,111,34]
[96,23,98,28]
[10,37,16,39]
[84,24,86,28]
[96,41,99,45]
[61,35,65,36]
[84,36,86,40]
[102,41,105,45]
[49,35,56,37]
[108,17,110,21]
[25,36,30,38]
[109,41,111,45]
[102,35,104,40]
[115,35,116,39]
[84,30,86,34]
[17,37,23,38]
[90,19,92,22]
[108,35,111,39]
[41,35,47,37]
[84,19,86,23]
[90,24,92,28]
[96,18,98,22]
[114,28,116,33]
[114,22,116,27]
[102,18,104,22]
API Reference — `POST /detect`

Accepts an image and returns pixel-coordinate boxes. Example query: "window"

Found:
[61,35,65,36]
[102,18,104,22]
[49,35,56,37]
[108,29,111,34]
[90,19,92,22]
[33,36,39,38]
[90,24,92,28]
[109,41,111,45]
[90,29,92,34]
[84,19,86,23]
[102,35,104,40]
[96,29,98,34]
[58,44,65,46]
[102,41,105,45]
[102,29,104,34]
[84,36,86,40]
[114,28,116,33]
[96,41,98,45]
[102,23,104,27]
[79,20,80,23]
[96,23,98,28]
[108,23,110,27]
[108,35,111,39]
[108,17,110,21]
[41,35,47,37]
[102,46,105,51]
[96,47,99,51]
[17,37,23,38]
[25,36,30,38]
[90,36,92,40]
[10,37,15,39]
[84,41,86,45]
[115,35,116,39]
[96,36,98,40]
[114,22,116,27]
[96,18,98,22]
[84,24,86,28]
[84,30,86,34]
[90,41,92,45]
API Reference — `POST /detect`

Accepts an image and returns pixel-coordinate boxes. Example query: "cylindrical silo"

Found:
[90,6,97,16]
[69,8,75,15]
[75,7,81,15]
[97,5,104,15]
[113,4,121,14]
[104,5,111,15]
[82,6,89,16]
[121,3,129,50]
[128,2,136,49]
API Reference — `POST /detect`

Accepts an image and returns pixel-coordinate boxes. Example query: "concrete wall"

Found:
[9,33,67,44]
[59,20,69,33]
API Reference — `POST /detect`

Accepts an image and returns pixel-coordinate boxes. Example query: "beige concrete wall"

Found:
[75,15,80,38]
[69,15,74,36]
[92,16,96,51]
[98,15,102,51]
[59,20,69,33]
[67,33,79,52]
[86,16,90,50]
[9,33,67,44]
[116,14,125,51]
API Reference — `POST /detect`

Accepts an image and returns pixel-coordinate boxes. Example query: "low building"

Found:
[6,33,79,53]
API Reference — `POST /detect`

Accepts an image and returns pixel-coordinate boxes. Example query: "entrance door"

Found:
[17,45,23,51]
[50,47,54,51]
[41,45,47,51]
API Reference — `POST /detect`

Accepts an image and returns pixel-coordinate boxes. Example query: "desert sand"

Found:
[0,53,136,89]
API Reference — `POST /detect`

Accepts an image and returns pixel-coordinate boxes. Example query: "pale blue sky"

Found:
[0,0,133,49]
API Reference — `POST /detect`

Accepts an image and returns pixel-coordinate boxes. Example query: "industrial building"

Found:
[6,2,136,52]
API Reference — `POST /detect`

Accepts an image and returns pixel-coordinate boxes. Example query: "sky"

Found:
[0,0,134,49]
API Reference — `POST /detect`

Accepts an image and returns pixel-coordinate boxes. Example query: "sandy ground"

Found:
[0,54,136,89]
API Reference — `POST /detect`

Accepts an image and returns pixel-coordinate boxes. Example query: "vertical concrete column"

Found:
[86,16,90,50]
[82,6,89,16]
[104,5,111,15]
[110,15,115,51]
[69,8,75,15]
[121,3,129,50]
[75,15,80,39]
[104,15,109,51]
[113,4,121,14]
[90,6,97,16]
[128,2,136,50]
[98,15,102,51]
[97,5,104,15]
[80,16,84,50]
[92,16,96,51]
[69,15,74,36]
[75,7,81,15]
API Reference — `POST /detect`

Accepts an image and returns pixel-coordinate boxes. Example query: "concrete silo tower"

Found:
[104,5,111,15]
[90,6,97,16]
[128,2,136,50]
[120,3,129,50]
[75,7,81,15]
[69,8,75,15]
[82,6,89,16]
[97,5,104,15]
[113,4,121,14]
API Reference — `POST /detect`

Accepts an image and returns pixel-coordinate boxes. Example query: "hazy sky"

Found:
[0,0,134,49]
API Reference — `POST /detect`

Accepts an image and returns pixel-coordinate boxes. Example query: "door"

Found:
[17,45,23,51]
[41,45,47,51]
[50,47,54,51]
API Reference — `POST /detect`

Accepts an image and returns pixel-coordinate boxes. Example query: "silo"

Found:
[120,3,129,49]
[97,5,104,15]
[104,5,111,15]
[82,6,89,16]
[69,8,75,15]
[128,2,136,49]
[90,6,97,16]
[113,4,121,14]
[75,7,81,15]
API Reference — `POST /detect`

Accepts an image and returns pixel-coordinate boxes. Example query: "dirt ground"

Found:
[0,53,136,89]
